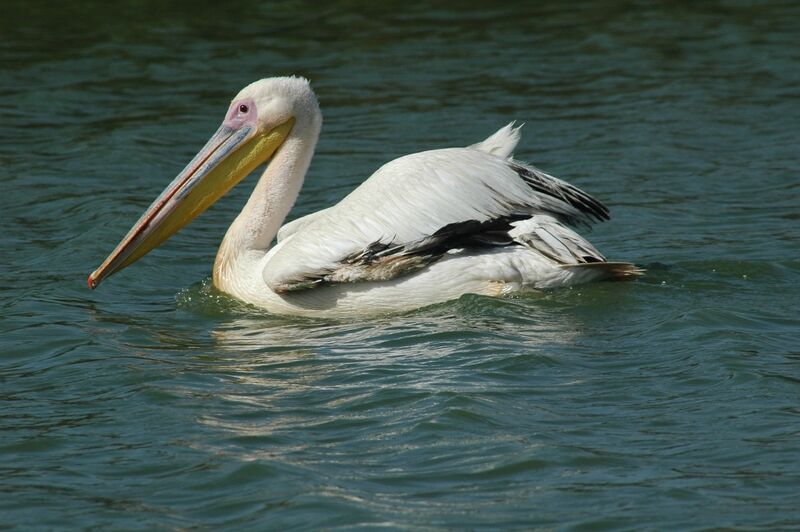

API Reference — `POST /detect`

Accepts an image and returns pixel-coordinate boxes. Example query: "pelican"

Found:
[88,76,640,317]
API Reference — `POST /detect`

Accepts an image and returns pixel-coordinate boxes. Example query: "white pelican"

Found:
[89,76,640,317]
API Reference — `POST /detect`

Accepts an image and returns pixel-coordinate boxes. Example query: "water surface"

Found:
[2,1,800,529]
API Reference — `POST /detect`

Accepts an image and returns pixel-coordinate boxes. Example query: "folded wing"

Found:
[264,124,610,292]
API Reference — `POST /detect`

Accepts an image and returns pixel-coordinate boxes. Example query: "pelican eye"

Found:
[238,104,249,113]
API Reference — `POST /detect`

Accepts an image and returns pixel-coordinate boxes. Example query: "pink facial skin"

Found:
[224,97,258,130]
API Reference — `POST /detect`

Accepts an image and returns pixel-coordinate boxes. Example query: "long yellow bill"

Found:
[88,101,293,289]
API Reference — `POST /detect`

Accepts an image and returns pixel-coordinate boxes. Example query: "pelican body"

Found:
[89,77,639,317]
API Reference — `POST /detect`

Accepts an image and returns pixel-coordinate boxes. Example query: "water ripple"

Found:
[2,1,800,529]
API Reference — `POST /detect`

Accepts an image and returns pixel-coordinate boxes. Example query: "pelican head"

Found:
[88,76,318,289]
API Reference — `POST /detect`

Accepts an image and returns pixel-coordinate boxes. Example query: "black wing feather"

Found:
[509,162,610,224]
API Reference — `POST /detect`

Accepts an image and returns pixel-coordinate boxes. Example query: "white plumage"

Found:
[212,78,639,316]
[90,77,640,317]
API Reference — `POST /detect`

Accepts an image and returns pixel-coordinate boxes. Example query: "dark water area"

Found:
[2,1,800,528]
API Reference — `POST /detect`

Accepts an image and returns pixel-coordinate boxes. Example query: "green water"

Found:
[3,1,800,529]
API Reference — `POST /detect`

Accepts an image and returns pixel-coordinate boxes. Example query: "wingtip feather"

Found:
[562,262,645,281]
